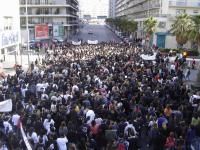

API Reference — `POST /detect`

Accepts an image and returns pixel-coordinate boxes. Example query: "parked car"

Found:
[22,39,40,50]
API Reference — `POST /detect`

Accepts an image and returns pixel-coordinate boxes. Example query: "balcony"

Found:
[134,14,168,19]
[116,2,161,16]
[20,3,78,11]
[21,21,78,27]
[169,1,200,8]
[20,14,78,18]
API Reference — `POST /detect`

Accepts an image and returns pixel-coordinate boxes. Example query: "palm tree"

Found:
[170,14,195,48]
[144,17,157,46]
[188,15,200,51]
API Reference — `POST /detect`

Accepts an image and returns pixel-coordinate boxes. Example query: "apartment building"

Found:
[19,0,79,42]
[115,0,200,49]
[0,0,21,60]
[79,0,109,19]
[109,0,116,18]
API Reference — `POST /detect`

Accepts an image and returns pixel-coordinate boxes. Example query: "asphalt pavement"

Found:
[69,24,122,43]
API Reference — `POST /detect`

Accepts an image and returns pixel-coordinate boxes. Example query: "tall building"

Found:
[0,0,21,60]
[109,0,116,18]
[79,0,109,19]
[19,0,79,42]
[115,0,200,48]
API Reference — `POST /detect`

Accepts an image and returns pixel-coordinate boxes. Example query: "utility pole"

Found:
[148,0,150,18]
[26,0,30,66]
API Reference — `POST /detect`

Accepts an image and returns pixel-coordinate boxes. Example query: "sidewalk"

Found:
[1,54,44,76]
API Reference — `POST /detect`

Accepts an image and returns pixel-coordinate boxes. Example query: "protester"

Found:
[0,42,198,149]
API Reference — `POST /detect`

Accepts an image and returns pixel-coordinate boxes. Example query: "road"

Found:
[69,24,122,43]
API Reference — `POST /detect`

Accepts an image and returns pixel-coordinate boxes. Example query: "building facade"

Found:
[115,0,200,49]
[109,0,116,18]
[0,0,21,61]
[79,0,109,19]
[19,0,79,42]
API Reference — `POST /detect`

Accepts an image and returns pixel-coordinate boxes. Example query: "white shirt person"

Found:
[56,135,68,150]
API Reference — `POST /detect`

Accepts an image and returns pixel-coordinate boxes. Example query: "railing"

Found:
[21,21,78,26]
[20,1,78,10]
[116,1,161,16]
[134,14,168,19]
[20,10,78,16]
[20,14,78,18]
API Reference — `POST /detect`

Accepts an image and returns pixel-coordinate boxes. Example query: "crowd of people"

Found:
[0,43,199,150]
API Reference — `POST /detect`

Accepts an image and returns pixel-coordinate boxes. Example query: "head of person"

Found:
[169,132,174,137]
[91,120,96,127]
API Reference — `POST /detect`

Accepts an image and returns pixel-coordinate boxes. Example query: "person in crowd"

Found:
[0,42,198,149]
[56,133,68,150]
[165,132,175,150]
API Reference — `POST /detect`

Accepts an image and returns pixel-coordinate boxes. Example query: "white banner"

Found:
[87,40,98,45]
[72,41,81,46]
[140,53,157,61]
[20,123,32,150]
[0,31,20,49]
[0,99,12,112]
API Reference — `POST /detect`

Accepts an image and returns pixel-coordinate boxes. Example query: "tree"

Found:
[105,18,114,27]
[105,18,137,38]
[170,14,195,48]
[144,17,157,37]
[123,20,137,39]
[126,21,137,34]
[188,15,200,51]
[144,17,157,47]
[106,18,136,32]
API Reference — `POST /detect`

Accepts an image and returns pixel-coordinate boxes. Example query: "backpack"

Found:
[117,139,127,150]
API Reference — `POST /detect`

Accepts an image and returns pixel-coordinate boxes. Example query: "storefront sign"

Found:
[53,25,64,37]
[35,24,49,39]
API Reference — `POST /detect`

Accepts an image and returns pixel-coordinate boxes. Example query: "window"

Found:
[55,8,60,14]
[45,0,49,4]
[28,18,33,24]
[158,22,166,28]
[176,9,186,15]
[193,10,199,14]
[20,8,26,15]
[40,0,45,4]
[20,18,26,25]
[20,0,25,5]
[28,0,32,4]
[39,17,45,23]
[4,17,13,30]
[28,8,32,15]
[35,0,40,4]
[44,8,49,14]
